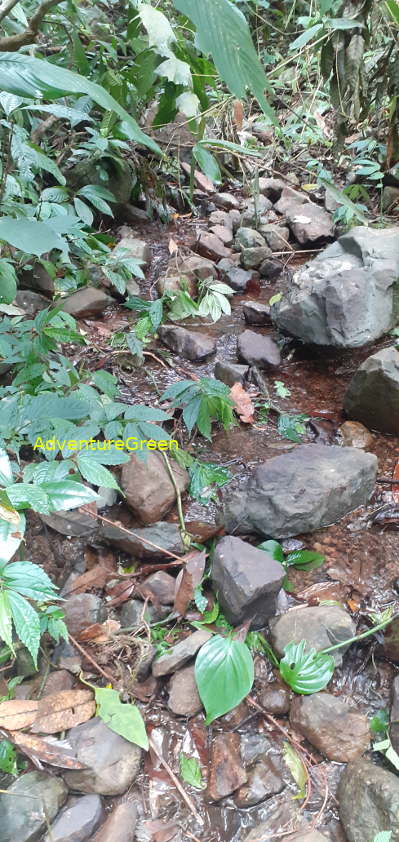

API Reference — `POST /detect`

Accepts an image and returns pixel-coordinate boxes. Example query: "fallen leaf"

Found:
[78,618,120,643]
[393,462,399,504]
[168,237,179,255]
[233,99,244,129]
[0,699,38,731]
[174,550,206,617]
[1,728,86,770]
[30,689,95,734]
[230,382,255,424]
[106,579,136,606]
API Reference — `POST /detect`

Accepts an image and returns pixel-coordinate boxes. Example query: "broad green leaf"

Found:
[279,640,335,695]
[0,219,67,258]
[370,709,389,734]
[173,0,276,121]
[195,634,254,724]
[138,4,176,56]
[0,260,17,305]
[283,742,307,799]
[319,179,368,223]
[0,449,13,486]
[286,550,325,570]
[73,198,93,226]
[25,103,94,128]
[6,484,49,513]
[40,186,69,203]
[8,591,40,667]
[257,540,284,562]
[0,592,13,653]
[177,92,200,118]
[179,754,204,789]
[4,561,58,602]
[193,144,221,184]
[95,687,148,749]
[157,57,192,85]
[0,53,159,154]
[0,515,25,562]
[327,17,365,30]
[0,740,18,775]
[77,185,115,215]
[20,142,66,185]
[77,455,120,490]
[373,834,392,842]
[289,23,324,51]
[278,413,308,443]
[93,370,118,398]
[41,480,98,512]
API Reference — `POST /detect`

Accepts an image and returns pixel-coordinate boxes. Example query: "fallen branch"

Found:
[80,506,185,560]
[0,0,64,51]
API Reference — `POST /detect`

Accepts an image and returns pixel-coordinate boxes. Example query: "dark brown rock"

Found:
[90,802,137,842]
[61,287,112,318]
[243,301,271,325]
[159,325,216,361]
[167,665,202,716]
[286,203,334,245]
[237,329,281,368]
[196,231,231,261]
[383,617,399,662]
[274,186,308,214]
[290,692,370,762]
[259,682,291,715]
[339,420,374,449]
[207,733,247,801]
[390,675,399,753]
[121,452,189,524]
[64,594,106,637]
[214,361,249,387]
[235,757,285,807]
[144,571,176,604]
[241,246,272,269]
[209,224,233,246]
[259,258,283,279]
[338,757,399,842]
[214,192,240,211]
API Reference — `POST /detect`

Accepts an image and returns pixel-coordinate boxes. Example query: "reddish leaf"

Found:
[393,462,399,504]
[1,728,87,770]
[78,618,120,643]
[230,382,255,424]
[106,580,136,606]
[63,564,113,595]
[174,550,206,617]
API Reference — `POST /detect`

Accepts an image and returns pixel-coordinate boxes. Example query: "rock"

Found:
[270,605,356,666]
[66,158,135,205]
[222,444,377,538]
[196,231,231,261]
[214,193,240,211]
[211,536,285,628]
[42,670,74,696]
[63,718,141,795]
[119,599,157,628]
[259,223,290,251]
[290,692,370,762]
[115,230,150,267]
[0,771,68,842]
[209,225,233,246]
[209,210,232,229]
[101,521,184,558]
[219,265,252,292]
[235,227,266,250]
[286,203,334,244]
[382,617,399,662]
[207,732,247,801]
[152,629,212,677]
[259,682,290,715]
[339,420,374,449]
[240,733,272,766]
[15,290,49,316]
[97,487,118,509]
[242,796,306,841]
[391,676,399,753]
[167,665,202,716]
[237,329,281,368]
[324,186,340,213]
[259,258,283,279]
[20,262,54,294]
[44,794,104,842]
[40,508,98,537]
[241,246,272,269]
[121,452,189,524]
[90,802,137,842]
[338,757,399,842]
[289,831,330,842]
[173,253,217,281]
[258,177,286,202]
[343,347,399,434]
[61,288,112,318]
[274,186,308,214]
[382,185,399,212]
[235,757,285,807]
[159,325,216,361]
[144,571,176,604]
[52,640,82,674]
[243,301,271,325]
[241,196,273,226]
[64,594,105,637]
[229,209,242,232]
[272,226,399,348]
[214,361,249,387]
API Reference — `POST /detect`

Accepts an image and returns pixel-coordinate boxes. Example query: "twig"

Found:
[143,350,169,369]
[0,0,19,23]
[376,477,399,485]
[161,453,191,549]
[69,633,116,684]
[80,507,184,560]
[0,0,65,51]
[148,735,204,826]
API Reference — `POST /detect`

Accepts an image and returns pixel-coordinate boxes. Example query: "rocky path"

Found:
[2,177,399,842]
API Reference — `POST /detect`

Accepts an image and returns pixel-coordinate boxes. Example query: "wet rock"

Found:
[214,361,249,387]
[63,717,141,795]
[259,682,291,714]
[175,253,217,280]
[259,258,283,279]
[382,185,399,211]
[270,604,355,666]
[391,676,399,753]
[0,771,68,842]
[258,176,286,202]
[241,196,273,226]
[272,226,399,347]
[382,616,399,662]
[290,692,370,762]
[61,287,113,318]
[220,265,252,292]
[235,757,285,807]
[41,507,98,537]
[167,665,202,716]
[274,185,308,214]
[290,831,330,842]
[196,231,231,261]
[338,757,399,842]
[243,301,271,325]
[211,535,285,628]
[64,594,106,637]
[239,733,271,765]
[259,223,290,251]
[343,347,399,434]
[44,794,104,842]
[207,732,247,801]
[144,571,176,604]
[222,444,377,538]
[101,520,184,558]
[235,227,266,250]
[119,599,157,628]
[238,329,281,368]
[115,230,150,267]
[159,325,216,361]
[214,192,240,211]
[242,796,306,841]
[121,452,189,524]
[15,290,49,316]
[286,203,334,244]
[241,246,272,269]
[339,420,374,449]
[90,801,137,842]
[229,208,242,232]
[209,224,233,246]
[152,629,212,677]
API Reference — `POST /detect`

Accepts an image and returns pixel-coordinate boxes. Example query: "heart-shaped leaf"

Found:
[279,640,334,695]
[195,634,254,724]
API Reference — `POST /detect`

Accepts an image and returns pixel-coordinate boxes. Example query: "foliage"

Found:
[195,633,254,724]
[279,640,335,695]
[94,686,148,751]
[258,539,325,591]
[283,742,308,799]
[179,754,204,789]
[174,450,232,503]
[161,377,235,439]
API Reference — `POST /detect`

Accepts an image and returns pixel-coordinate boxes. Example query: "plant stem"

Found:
[162,452,191,549]
[321,615,396,656]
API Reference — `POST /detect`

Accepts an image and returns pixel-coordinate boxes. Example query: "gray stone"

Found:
[152,629,212,677]
[259,682,290,715]
[272,226,399,347]
[391,675,399,754]
[286,202,334,244]
[383,185,399,212]
[211,536,285,628]
[242,796,306,842]
[235,227,266,250]
[15,290,49,316]
[214,361,249,387]
[196,231,230,261]
[40,508,98,537]
[44,794,104,842]
[241,246,272,269]
[159,325,216,361]
[290,692,370,762]
[243,301,271,325]
[344,347,399,434]
[338,757,399,842]
[144,571,176,604]
[52,640,82,674]
[121,451,189,524]
[220,266,252,291]
[222,444,377,538]
[258,177,286,202]
[20,263,55,294]
[259,223,290,251]
[61,288,112,318]
[240,733,273,766]
[209,224,233,246]
[90,802,137,842]
[115,230,150,267]
[119,599,159,629]
[214,192,240,211]
[101,521,184,559]
[209,210,232,229]
[259,258,283,279]
[167,665,202,716]
[235,757,285,807]
[229,209,242,232]
[324,186,340,213]
[237,329,281,368]
[274,186,308,214]
[64,594,105,637]
[63,718,141,795]
[172,253,217,281]
[270,604,356,666]
[0,771,68,842]
[241,196,273,226]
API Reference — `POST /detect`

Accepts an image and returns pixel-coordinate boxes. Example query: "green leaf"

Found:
[0,219,67,258]
[279,640,335,695]
[0,739,18,775]
[319,179,368,223]
[328,17,365,30]
[93,370,118,398]
[193,144,222,184]
[77,455,120,490]
[257,540,284,562]
[0,592,13,653]
[179,754,204,789]
[20,142,66,185]
[373,834,392,842]
[283,742,307,799]
[95,686,148,750]
[6,483,49,513]
[0,260,17,305]
[77,185,115,216]
[278,413,308,443]
[73,198,94,226]
[0,53,160,154]
[173,0,276,121]
[4,561,58,602]
[41,480,98,512]
[8,591,40,667]
[286,550,325,570]
[370,709,389,735]
[386,0,399,24]
[195,634,254,724]
[0,448,13,487]
[289,23,324,51]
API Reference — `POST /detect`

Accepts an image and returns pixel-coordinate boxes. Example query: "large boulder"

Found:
[344,346,399,434]
[272,226,399,347]
[338,757,399,841]
[222,444,377,538]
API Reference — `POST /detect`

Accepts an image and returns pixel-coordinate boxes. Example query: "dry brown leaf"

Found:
[168,237,179,255]
[106,579,136,606]
[64,564,114,595]
[230,382,255,424]
[0,699,38,731]
[1,728,86,769]
[180,162,215,193]
[393,462,399,504]
[30,689,95,734]
[78,618,120,644]
[233,99,244,129]
[174,550,206,617]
